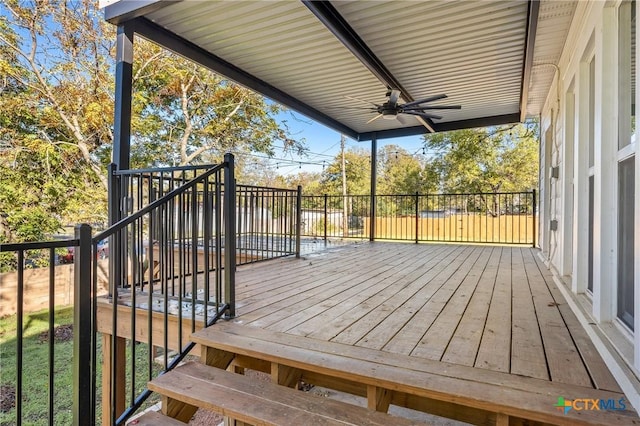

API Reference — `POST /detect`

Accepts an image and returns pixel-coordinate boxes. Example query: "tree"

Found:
[422,120,539,215]
[320,147,371,195]
[377,145,435,194]
[278,172,324,195]
[0,0,303,248]
[130,44,304,168]
[422,121,539,193]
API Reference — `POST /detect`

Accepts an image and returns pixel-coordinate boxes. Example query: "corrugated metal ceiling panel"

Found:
[527,1,577,116]
[333,0,528,123]
[107,0,574,136]
[146,1,397,134]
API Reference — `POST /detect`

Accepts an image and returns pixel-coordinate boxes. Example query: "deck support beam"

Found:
[496,413,510,426]
[101,333,125,426]
[201,346,235,369]
[162,396,198,423]
[367,385,391,412]
[271,363,302,389]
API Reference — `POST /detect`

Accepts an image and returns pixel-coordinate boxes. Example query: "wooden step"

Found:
[148,361,427,426]
[190,321,639,426]
[128,410,187,425]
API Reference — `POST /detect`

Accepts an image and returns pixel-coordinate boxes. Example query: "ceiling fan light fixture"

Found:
[382,111,397,120]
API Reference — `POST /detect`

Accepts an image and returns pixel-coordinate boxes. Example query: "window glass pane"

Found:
[633,3,636,139]
[588,175,594,292]
[617,156,635,329]
[589,58,595,167]
[619,1,636,149]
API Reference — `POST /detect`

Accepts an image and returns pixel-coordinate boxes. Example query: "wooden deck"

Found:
[233,243,612,388]
[100,242,639,425]
[219,242,637,424]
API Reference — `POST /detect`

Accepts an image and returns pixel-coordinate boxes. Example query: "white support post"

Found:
[561,89,575,277]
[573,61,591,294]
[592,7,618,323]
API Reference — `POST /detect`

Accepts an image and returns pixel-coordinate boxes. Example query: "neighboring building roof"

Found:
[104,0,576,140]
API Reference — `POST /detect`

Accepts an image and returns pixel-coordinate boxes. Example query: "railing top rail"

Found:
[0,238,77,252]
[113,163,216,176]
[237,184,297,193]
[94,162,227,244]
[340,191,534,197]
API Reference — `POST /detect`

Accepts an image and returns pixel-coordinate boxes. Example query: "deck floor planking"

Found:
[106,242,636,424]
[228,243,622,394]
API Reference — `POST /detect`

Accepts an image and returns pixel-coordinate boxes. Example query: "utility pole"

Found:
[341,134,348,237]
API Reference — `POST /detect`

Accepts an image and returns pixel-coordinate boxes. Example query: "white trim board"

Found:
[538,251,640,413]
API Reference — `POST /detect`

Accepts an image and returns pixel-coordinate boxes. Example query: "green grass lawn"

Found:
[0,307,161,425]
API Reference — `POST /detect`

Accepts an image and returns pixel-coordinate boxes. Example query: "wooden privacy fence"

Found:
[0,259,109,317]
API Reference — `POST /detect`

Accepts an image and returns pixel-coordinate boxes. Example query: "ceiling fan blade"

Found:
[413,115,435,133]
[388,89,401,105]
[403,111,442,120]
[402,94,448,108]
[366,114,383,124]
[403,105,461,111]
[344,95,379,107]
[325,106,379,111]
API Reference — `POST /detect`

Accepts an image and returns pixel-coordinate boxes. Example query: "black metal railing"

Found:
[102,154,236,425]
[236,184,300,263]
[0,239,79,426]
[113,167,300,266]
[0,154,237,425]
[301,191,536,246]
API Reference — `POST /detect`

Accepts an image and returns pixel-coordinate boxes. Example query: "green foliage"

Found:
[0,0,303,267]
[0,306,161,425]
[422,120,539,194]
[321,147,371,195]
[276,171,324,195]
[377,145,436,195]
[129,46,304,167]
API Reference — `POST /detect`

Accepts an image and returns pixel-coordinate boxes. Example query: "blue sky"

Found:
[268,109,426,175]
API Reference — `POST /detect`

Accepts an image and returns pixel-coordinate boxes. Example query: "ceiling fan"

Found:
[345,89,461,131]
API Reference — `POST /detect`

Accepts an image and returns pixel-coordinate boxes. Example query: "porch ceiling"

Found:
[104,0,576,141]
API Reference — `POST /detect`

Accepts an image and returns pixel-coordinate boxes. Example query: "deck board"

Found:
[104,242,634,424]
[352,245,473,351]
[230,242,622,394]
[510,248,549,380]
[371,246,477,354]
[245,246,411,328]
[409,246,489,360]
[440,246,500,366]
[522,248,593,387]
[332,246,474,347]
[474,247,512,373]
[288,245,448,339]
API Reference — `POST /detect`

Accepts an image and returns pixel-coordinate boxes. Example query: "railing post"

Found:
[107,163,118,297]
[532,189,537,248]
[323,194,328,241]
[296,185,302,258]
[369,135,377,241]
[224,153,236,318]
[73,224,93,425]
[415,192,419,244]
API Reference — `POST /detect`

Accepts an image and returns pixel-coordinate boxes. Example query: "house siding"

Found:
[538,0,640,410]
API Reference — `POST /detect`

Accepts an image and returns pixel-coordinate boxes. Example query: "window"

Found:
[617,157,635,329]
[616,0,636,329]
[619,0,636,149]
